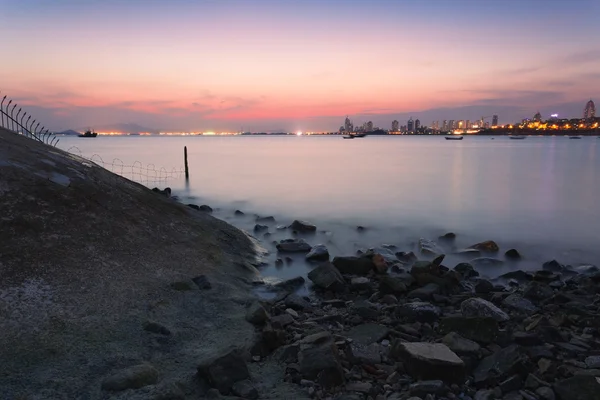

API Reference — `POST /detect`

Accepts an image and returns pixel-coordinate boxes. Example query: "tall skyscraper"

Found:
[344,116,353,133]
[366,121,373,131]
[492,115,498,127]
[392,120,399,132]
[407,117,414,133]
[465,120,470,129]
[584,99,596,119]
[448,120,455,130]
[415,119,421,131]
[442,120,447,131]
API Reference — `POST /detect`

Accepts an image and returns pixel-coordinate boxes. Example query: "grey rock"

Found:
[256,215,276,223]
[101,364,159,391]
[274,344,300,363]
[474,279,495,294]
[332,256,374,275]
[143,320,171,335]
[346,381,373,393]
[306,244,330,262]
[254,224,269,233]
[454,262,479,278]
[274,276,306,291]
[197,350,250,394]
[276,238,312,253]
[346,323,389,345]
[542,260,564,272]
[308,262,345,291]
[231,380,258,400]
[298,334,344,388]
[348,342,381,365]
[470,257,505,267]
[461,297,510,322]
[350,277,371,291]
[468,240,500,253]
[439,316,499,343]
[379,276,408,294]
[245,301,269,325]
[351,300,379,319]
[285,294,311,311]
[585,356,600,369]
[553,375,600,400]
[473,345,526,385]
[442,332,480,355]
[396,301,441,323]
[408,283,440,300]
[535,387,555,400]
[391,342,465,383]
[505,249,522,260]
[474,389,495,400]
[410,380,446,396]
[271,313,295,328]
[502,294,538,315]
[418,238,444,256]
[523,281,554,301]
[290,219,317,232]
[499,375,524,393]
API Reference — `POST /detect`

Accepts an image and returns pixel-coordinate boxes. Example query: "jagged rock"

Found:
[503,294,538,315]
[391,342,465,382]
[245,301,269,325]
[276,239,311,253]
[396,251,418,264]
[350,277,371,291]
[432,254,445,266]
[396,301,441,323]
[143,320,171,335]
[411,261,440,277]
[418,238,444,256]
[289,220,317,233]
[284,294,311,311]
[543,260,565,272]
[468,240,500,253]
[513,332,544,346]
[505,249,522,260]
[553,375,600,400]
[348,342,381,365]
[408,283,440,300]
[332,256,374,275]
[523,281,554,301]
[454,263,479,278]
[306,244,329,262]
[442,332,480,355]
[585,356,600,369]
[379,276,408,294]
[101,364,159,391]
[231,380,258,400]
[533,270,560,283]
[470,257,504,267]
[298,333,344,388]
[234,210,244,216]
[499,374,524,393]
[439,316,499,343]
[254,224,269,233]
[274,276,305,291]
[410,380,446,396]
[274,344,300,363]
[308,262,345,291]
[197,350,250,394]
[473,345,527,385]
[346,323,389,345]
[271,314,294,329]
[474,389,495,400]
[461,297,510,322]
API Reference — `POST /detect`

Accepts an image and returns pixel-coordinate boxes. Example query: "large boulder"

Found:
[461,298,510,322]
[197,350,250,394]
[305,244,330,262]
[307,262,345,291]
[298,333,344,388]
[289,219,317,233]
[332,256,374,275]
[276,239,311,253]
[391,342,465,383]
[418,238,444,256]
[502,294,538,315]
[101,364,159,391]
[245,301,270,325]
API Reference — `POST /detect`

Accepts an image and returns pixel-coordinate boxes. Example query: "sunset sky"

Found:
[1,0,600,132]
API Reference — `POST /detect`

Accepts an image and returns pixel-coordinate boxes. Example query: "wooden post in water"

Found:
[184,146,189,180]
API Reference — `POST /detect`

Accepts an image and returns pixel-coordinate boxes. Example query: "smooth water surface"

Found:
[59,135,600,281]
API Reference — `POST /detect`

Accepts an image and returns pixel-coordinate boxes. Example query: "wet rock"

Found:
[308,262,345,291]
[454,263,479,278]
[231,380,258,400]
[523,281,554,301]
[346,323,389,345]
[350,277,371,291]
[468,240,500,253]
[234,210,244,216]
[245,301,269,325]
[356,225,366,232]
[391,342,465,383]
[439,232,456,242]
[499,270,533,282]
[305,244,329,262]
[274,344,300,363]
[271,314,295,329]
[513,332,544,346]
[499,375,524,393]
[380,294,398,304]
[256,215,276,223]
[101,364,159,391]
[396,301,441,323]
[372,253,388,273]
[274,276,306,292]
[254,224,269,233]
[411,261,440,277]
[474,389,495,400]
[442,332,480,355]
[473,345,526,385]
[379,276,408,295]
[410,380,446,396]
[197,350,250,394]
[585,356,600,369]
[533,270,560,282]
[290,219,317,233]
[535,387,555,400]
[249,323,286,357]
[284,294,311,311]
[348,342,382,365]
[439,316,499,343]
[332,256,374,275]
[418,238,444,256]
[502,294,538,315]
[351,300,379,319]
[470,257,505,267]
[192,275,212,290]
[187,204,200,211]
[461,297,510,322]
[397,251,418,264]
[505,249,522,260]
[143,320,171,335]
[298,333,344,388]
[456,248,482,257]
[408,283,440,300]
[346,382,373,393]
[276,238,312,253]
[475,279,495,294]
[553,375,600,400]
[199,205,213,212]
[543,260,565,272]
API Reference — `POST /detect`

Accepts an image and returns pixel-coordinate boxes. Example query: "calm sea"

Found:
[58,135,600,282]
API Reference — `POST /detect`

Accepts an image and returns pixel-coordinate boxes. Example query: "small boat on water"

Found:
[445,135,463,140]
[343,135,355,139]
[510,135,526,140]
[569,136,582,139]
[353,133,367,138]
[78,129,98,138]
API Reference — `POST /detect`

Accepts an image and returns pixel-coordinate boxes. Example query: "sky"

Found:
[1,0,600,132]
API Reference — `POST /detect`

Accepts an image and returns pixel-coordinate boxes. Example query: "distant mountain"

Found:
[74,123,160,135]
[57,129,81,136]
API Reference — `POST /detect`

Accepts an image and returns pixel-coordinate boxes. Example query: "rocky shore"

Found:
[219,217,600,400]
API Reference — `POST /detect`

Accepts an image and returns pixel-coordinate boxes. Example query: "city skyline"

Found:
[1,0,600,132]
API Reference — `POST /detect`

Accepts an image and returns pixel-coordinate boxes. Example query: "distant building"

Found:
[415,119,421,131]
[407,117,414,132]
[465,120,470,129]
[339,126,345,133]
[492,115,498,127]
[484,122,490,129]
[584,99,596,119]
[392,120,399,131]
[344,116,353,133]
[448,120,455,130]
[366,121,373,132]
[533,111,542,122]
[442,120,447,130]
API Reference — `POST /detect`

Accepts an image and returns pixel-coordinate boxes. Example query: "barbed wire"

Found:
[67,146,185,186]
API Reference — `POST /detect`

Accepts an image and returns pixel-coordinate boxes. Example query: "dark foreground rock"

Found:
[101,364,159,391]
[391,342,465,382]
[197,350,250,394]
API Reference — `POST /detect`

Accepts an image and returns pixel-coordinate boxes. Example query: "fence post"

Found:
[184,146,189,180]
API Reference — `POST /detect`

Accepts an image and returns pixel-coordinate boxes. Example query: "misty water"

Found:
[59,135,600,287]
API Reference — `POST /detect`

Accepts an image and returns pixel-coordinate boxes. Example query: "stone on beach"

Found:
[468,240,500,253]
[307,262,345,291]
[332,256,374,275]
[461,297,510,322]
[289,219,317,232]
[305,244,330,262]
[418,238,444,256]
[197,350,250,394]
[391,342,465,382]
[276,238,312,253]
[101,364,159,391]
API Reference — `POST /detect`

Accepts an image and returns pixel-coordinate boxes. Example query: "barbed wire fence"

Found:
[0,89,57,146]
[67,146,186,187]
